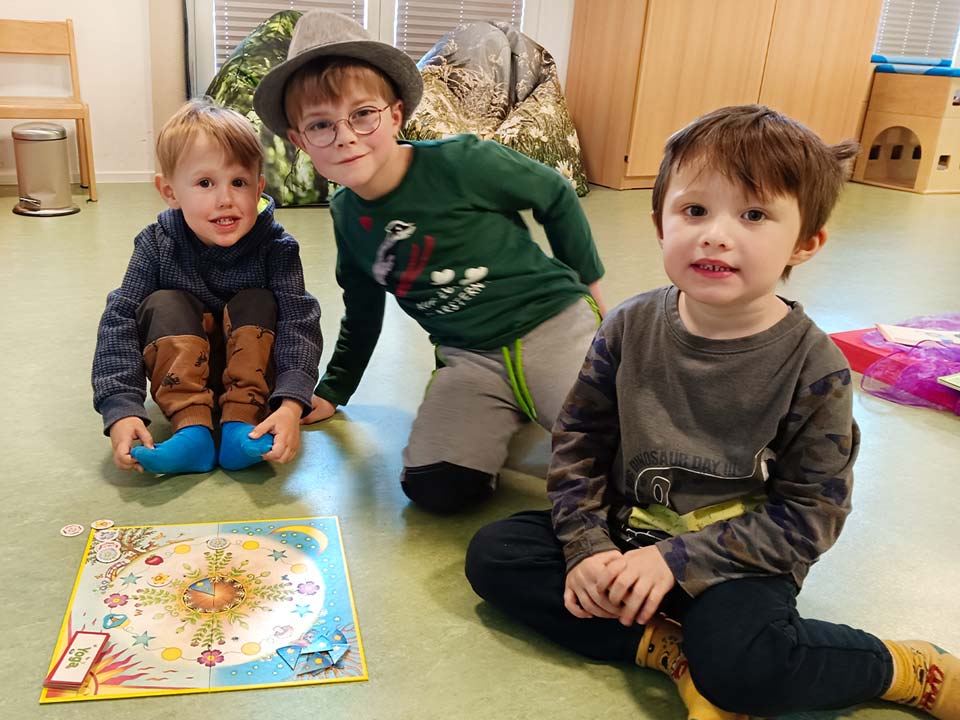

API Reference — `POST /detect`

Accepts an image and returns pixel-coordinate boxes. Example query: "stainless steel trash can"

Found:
[12,122,80,217]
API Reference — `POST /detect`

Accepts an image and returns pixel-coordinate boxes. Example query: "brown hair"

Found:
[284,58,398,131]
[156,99,263,178]
[651,105,859,277]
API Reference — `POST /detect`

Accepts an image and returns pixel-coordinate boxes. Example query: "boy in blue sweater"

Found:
[92,100,322,474]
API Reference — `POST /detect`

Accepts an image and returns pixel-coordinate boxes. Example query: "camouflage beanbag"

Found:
[205,11,331,207]
[403,22,589,196]
[207,15,588,201]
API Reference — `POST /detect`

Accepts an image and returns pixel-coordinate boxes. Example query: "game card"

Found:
[44,631,109,689]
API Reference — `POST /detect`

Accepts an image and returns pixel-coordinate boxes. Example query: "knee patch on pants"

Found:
[137,289,208,345]
[401,462,497,514]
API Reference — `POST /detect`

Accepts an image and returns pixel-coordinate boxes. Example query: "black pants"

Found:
[465,510,894,717]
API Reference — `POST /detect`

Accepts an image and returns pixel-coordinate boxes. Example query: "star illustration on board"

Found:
[270,550,288,561]
[120,572,142,586]
[132,631,156,648]
[293,604,312,618]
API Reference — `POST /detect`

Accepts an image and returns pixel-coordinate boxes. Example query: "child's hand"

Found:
[608,545,676,626]
[301,396,337,424]
[108,416,154,472]
[564,550,626,619]
[250,400,301,464]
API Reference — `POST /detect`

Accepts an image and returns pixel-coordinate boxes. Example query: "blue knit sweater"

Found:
[92,197,322,432]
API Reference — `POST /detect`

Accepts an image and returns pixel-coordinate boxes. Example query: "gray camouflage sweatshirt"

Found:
[548,286,860,596]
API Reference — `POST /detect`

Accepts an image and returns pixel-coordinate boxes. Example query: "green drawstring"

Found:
[423,346,445,397]
[513,340,537,418]
[583,294,602,326]
[502,297,599,422]
[502,340,538,422]
[434,297,597,418]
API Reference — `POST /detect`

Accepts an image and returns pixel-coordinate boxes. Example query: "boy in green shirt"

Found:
[254,11,605,512]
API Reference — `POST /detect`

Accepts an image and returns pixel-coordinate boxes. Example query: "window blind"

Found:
[874,0,960,60]
[394,0,524,61]
[213,0,365,69]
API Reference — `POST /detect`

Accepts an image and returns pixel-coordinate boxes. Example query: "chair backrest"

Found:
[0,19,82,99]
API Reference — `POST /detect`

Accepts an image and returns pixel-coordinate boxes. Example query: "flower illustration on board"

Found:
[197,649,225,667]
[297,581,319,596]
[104,593,129,608]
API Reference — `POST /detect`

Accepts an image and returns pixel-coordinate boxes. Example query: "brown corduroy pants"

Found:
[135,289,276,431]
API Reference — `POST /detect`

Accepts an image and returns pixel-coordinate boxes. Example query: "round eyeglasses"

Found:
[300,104,391,148]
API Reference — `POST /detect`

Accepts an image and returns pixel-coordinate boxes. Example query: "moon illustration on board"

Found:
[270,526,329,553]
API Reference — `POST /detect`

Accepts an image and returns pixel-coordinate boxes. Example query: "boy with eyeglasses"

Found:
[253,10,606,513]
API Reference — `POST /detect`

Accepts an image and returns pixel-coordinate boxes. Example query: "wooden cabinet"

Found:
[565,0,881,189]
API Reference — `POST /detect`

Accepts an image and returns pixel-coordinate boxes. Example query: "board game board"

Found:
[41,517,366,702]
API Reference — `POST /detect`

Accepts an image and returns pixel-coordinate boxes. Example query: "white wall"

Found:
[0,0,156,184]
[0,0,575,186]
[522,0,575,88]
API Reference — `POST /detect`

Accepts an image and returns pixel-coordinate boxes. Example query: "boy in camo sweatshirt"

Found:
[466,105,958,720]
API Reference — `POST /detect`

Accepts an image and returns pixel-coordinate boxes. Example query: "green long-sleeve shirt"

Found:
[315,135,604,406]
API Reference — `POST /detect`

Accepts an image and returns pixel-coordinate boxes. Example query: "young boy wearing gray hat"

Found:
[253,10,606,514]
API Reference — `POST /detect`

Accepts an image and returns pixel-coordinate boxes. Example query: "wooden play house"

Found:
[854,70,960,194]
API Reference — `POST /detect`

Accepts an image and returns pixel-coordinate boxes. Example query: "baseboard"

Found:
[0,169,155,185]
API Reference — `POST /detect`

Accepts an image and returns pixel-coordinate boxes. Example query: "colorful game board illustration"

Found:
[41,517,366,702]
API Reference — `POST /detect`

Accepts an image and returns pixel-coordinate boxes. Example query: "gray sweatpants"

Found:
[402,298,600,475]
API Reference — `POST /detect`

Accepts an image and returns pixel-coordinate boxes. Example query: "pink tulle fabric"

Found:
[860,313,960,415]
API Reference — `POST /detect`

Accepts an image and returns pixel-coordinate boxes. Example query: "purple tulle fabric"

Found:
[860,313,960,415]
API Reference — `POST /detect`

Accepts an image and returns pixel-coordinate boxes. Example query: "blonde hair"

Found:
[284,58,398,131]
[651,105,860,278]
[156,99,263,178]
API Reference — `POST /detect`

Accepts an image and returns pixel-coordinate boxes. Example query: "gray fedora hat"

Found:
[253,10,423,137]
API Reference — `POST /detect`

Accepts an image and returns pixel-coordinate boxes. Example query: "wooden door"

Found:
[625,0,775,181]
[565,0,649,188]
[759,0,882,144]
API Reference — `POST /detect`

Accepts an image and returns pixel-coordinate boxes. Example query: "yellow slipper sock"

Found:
[636,616,748,720]
[881,640,960,719]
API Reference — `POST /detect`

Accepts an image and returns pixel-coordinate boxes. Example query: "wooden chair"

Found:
[0,18,97,201]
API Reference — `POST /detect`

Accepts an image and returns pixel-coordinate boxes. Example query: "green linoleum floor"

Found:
[0,181,957,719]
